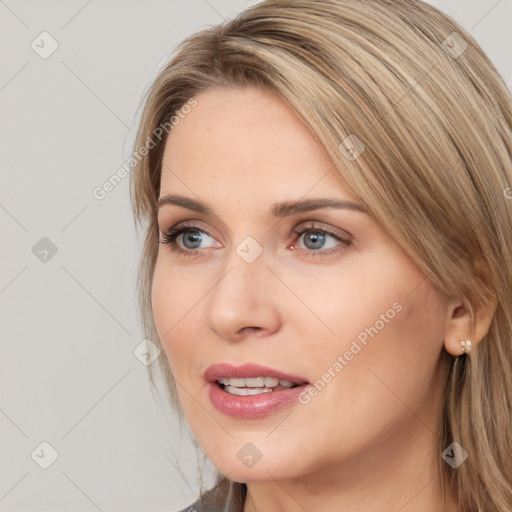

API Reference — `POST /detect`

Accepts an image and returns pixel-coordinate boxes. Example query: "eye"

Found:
[159,222,219,257]
[159,221,352,259]
[290,223,352,258]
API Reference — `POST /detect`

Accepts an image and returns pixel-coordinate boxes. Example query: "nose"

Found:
[205,246,281,343]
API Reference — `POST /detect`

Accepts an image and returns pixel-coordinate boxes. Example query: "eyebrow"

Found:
[157,194,368,217]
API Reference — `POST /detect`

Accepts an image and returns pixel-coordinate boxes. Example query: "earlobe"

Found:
[443,297,496,357]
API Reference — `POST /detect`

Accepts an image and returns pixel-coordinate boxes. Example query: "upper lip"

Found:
[204,363,309,384]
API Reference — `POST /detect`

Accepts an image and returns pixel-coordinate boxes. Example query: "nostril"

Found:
[240,327,261,335]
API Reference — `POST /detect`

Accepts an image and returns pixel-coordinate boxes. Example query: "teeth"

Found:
[224,386,273,396]
[264,377,279,387]
[245,377,265,387]
[217,376,297,389]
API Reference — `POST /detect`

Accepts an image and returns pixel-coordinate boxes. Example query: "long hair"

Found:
[129,1,512,510]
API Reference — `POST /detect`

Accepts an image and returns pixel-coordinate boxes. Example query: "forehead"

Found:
[160,86,357,203]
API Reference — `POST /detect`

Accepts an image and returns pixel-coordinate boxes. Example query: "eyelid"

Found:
[291,220,352,240]
[159,219,219,239]
[159,219,352,243]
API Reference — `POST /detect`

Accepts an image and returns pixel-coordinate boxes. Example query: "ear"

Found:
[443,294,497,356]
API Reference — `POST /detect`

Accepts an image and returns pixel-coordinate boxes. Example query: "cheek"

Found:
[151,262,171,342]
[307,280,448,441]
[284,257,407,356]
[295,256,447,404]
[151,260,195,376]
[151,271,208,428]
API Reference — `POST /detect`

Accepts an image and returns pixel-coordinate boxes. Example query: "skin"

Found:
[152,86,493,512]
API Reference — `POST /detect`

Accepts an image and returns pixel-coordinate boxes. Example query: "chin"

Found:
[206,443,303,483]
[216,463,293,484]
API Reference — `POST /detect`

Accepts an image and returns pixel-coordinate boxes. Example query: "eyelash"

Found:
[159,222,352,259]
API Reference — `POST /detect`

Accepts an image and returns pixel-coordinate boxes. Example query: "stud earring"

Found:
[460,339,472,354]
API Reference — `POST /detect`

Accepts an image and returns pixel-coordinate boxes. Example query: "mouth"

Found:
[215,376,302,395]
[204,363,310,418]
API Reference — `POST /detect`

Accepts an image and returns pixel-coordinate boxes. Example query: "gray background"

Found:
[1,1,511,511]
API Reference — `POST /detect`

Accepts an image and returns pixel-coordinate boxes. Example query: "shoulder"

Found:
[174,501,204,512]
[174,499,231,512]
[175,480,246,512]
[174,498,223,512]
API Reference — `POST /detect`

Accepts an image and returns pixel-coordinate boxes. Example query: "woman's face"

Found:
[153,86,453,486]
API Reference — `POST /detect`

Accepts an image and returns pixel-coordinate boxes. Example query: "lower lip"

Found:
[208,382,309,419]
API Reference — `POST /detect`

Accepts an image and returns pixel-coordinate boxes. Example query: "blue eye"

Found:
[159,223,217,257]
[291,226,350,257]
[159,222,352,259]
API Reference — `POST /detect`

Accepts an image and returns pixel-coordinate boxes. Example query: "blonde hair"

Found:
[129,0,512,510]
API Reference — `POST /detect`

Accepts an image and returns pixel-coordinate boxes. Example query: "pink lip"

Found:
[204,362,308,384]
[204,363,310,419]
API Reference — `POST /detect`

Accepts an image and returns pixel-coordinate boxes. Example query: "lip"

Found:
[204,362,309,384]
[204,363,310,419]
